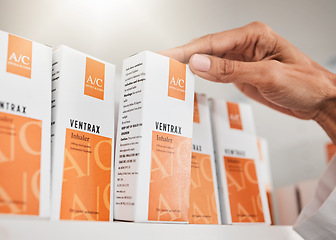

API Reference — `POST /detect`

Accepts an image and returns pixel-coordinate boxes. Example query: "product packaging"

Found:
[114,51,195,223]
[296,179,318,210]
[325,142,336,163]
[276,185,300,225]
[0,31,52,217]
[50,46,115,221]
[188,93,221,224]
[210,99,271,224]
[257,137,275,224]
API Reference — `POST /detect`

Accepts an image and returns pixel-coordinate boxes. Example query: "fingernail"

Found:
[190,54,211,72]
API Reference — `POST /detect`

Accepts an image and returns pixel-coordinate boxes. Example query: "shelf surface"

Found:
[0,218,304,240]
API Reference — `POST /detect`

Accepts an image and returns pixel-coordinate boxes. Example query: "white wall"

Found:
[0,0,335,188]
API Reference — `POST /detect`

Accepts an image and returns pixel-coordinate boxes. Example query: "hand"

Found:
[160,22,336,122]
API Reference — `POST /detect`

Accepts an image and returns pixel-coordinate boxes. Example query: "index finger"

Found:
[159,25,248,63]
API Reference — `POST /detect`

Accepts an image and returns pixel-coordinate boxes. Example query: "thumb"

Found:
[189,54,264,85]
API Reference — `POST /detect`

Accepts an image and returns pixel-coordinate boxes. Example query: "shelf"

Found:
[0,218,303,240]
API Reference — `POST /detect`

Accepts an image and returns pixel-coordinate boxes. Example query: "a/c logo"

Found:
[87,76,103,88]
[9,52,30,66]
[227,102,243,130]
[229,113,241,122]
[84,57,105,100]
[6,34,32,79]
[170,77,185,88]
[168,59,186,101]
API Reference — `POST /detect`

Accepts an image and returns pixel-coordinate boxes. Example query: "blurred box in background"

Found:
[326,142,336,163]
[210,99,271,225]
[257,137,275,224]
[276,178,318,225]
[189,93,221,224]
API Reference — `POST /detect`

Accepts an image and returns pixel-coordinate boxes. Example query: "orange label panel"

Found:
[266,190,274,224]
[84,57,105,100]
[227,102,243,130]
[148,131,192,222]
[0,112,41,215]
[326,142,336,163]
[7,34,32,78]
[60,128,112,221]
[168,59,186,101]
[189,152,218,224]
[257,138,263,162]
[193,93,200,123]
[224,156,265,223]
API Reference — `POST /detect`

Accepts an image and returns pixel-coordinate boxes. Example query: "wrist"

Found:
[314,73,336,143]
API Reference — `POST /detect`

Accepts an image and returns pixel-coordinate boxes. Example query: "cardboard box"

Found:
[0,31,52,217]
[257,137,275,224]
[276,185,300,225]
[296,179,318,210]
[188,93,221,224]
[210,99,271,224]
[114,51,195,223]
[50,46,115,221]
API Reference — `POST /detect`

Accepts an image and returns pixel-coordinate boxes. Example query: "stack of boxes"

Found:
[0,30,274,225]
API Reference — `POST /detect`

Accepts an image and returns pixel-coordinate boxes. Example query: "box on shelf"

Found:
[188,93,221,224]
[50,46,115,221]
[210,99,271,224]
[257,137,275,224]
[325,142,336,163]
[114,51,195,223]
[276,185,300,225]
[0,30,52,217]
[296,179,318,210]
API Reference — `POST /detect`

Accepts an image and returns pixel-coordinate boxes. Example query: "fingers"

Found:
[159,26,247,63]
[189,54,267,86]
[159,46,188,63]
[159,22,276,63]
[190,54,294,115]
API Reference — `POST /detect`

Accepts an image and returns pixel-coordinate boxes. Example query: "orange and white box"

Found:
[210,99,271,224]
[189,93,221,224]
[325,142,336,163]
[0,30,52,217]
[114,51,195,223]
[257,137,275,224]
[50,46,115,221]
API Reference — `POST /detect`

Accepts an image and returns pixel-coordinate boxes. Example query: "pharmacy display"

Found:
[0,30,274,225]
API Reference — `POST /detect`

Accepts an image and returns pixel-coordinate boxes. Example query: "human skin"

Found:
[160,22,336,144]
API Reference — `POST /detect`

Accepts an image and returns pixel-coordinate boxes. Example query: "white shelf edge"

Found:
[0,218,304,240]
